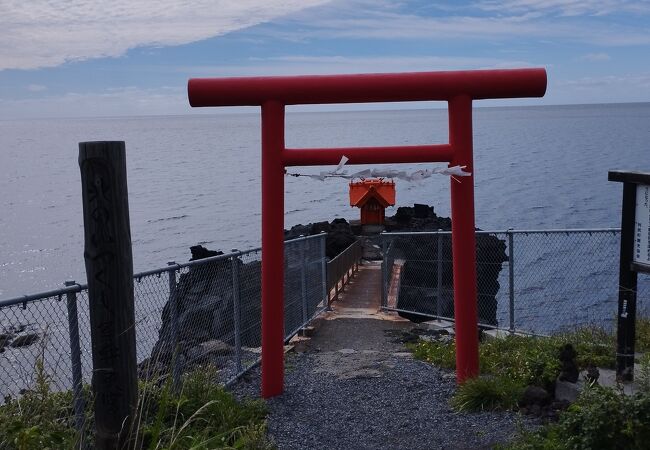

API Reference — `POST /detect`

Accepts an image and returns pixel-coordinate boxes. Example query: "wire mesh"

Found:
[0,233,327,425]
[383,231,507,326]
[0,294,75,400]
[382,229,650,335]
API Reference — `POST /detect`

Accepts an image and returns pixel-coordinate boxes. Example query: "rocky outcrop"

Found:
[145,240,320,377]
[285,218,356,259]
[143,249,262,376]
[0,326,41,353]
[383,204,507,326]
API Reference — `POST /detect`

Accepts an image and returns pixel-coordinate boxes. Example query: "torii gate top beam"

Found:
[188,68,547,106]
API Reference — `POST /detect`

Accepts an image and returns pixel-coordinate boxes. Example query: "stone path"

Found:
[232,261,526,449]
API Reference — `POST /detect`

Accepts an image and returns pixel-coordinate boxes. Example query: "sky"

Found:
[1,0,650,119]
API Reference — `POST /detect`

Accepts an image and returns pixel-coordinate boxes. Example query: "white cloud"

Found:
[0,86,192,119]
[580,52,611,61]
[557,73,650,89]
[27,84,47,92]
[262,6,650,47]
[475,0,650,17]
[0,0,329,70]
[183,55,536,77]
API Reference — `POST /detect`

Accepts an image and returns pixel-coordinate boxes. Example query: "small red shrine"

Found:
[349,178,396,225]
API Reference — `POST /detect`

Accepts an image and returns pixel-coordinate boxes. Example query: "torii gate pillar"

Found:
[449,95,479,379]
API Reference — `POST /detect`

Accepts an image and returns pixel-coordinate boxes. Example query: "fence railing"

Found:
[382,229,650,336]
[326,239,363,304]
[0,233,327,436]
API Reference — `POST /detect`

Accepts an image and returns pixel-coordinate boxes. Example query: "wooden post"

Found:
[609,170,650,381]
[615,182,638,381]
[79,141,138,448]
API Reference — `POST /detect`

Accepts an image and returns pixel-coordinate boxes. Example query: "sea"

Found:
[1,103,650,300]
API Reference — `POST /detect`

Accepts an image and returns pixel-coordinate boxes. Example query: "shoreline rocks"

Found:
[0,325,41,352]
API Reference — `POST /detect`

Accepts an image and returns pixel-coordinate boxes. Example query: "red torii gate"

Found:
[188,68,547,398]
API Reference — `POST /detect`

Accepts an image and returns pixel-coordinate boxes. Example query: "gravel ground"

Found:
[231,317,531,450]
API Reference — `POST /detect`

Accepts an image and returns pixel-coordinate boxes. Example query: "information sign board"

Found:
[635,184,650,266]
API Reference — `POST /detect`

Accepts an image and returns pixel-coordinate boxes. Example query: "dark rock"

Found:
[555,379,582,403]
[284,219,355,259]
[529,404,541,416]
[585,365,600,384]
[384,205,507,326]
[520,385,551,407]
[0,333,13,349]
[558,344,579,383]
[394,207,414,223]
[10,333,39,348]
[413,203,433,218]
[311,221,331,234]
[360,237,382,260]
[550,399,571,411]
[186,340,233,365]
[147,247,262,376]
[190,245,223,261]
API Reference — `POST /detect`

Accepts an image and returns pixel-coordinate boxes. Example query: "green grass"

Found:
[407,324,627,412]
[409,318,650,447]
[409,329,612,391]
[0,360,273,450]
[451,376,525,412]
[637,316,650,353]
[501,355,650,449]
[0,358,90,449]
[502,384,650,450]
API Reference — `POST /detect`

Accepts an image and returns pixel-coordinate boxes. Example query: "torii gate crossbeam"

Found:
[188,68,547,398]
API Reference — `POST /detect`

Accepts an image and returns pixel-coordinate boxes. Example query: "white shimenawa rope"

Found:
[285,156,471,182]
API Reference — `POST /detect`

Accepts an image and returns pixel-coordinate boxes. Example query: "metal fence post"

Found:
[230,251,243,374]
[167,262,181,391]
[320,233,331,311]
[437,231,443,318]
[300,239,308,324]
[507,230,515,333]
[65,280,86,441]
[381,234,388,308]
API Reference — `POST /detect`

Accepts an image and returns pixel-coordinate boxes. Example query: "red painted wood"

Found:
[189,68,547,106]
[261,101,285,398]
[283,144,453,166]
[449,95,479,383]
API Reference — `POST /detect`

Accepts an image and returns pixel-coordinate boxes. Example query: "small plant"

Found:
[636,316,650,353]
[406,339,456,369]
[638,353,650,394]
[503,384,650,449]
[451,376,525,412]
[0,356,273,450]
[0,357,89,449]
[135,365,272,449]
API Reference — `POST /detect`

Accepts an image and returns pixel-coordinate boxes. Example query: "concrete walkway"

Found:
[294,262,415,380]
[233,261,525,449]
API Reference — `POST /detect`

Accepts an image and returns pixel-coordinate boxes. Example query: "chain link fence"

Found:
[382,229,650,335]
[0,233,327,437]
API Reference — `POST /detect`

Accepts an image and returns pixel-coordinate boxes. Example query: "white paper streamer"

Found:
[286,155,471,181]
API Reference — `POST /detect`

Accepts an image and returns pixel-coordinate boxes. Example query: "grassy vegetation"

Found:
[0,358,89,449]
[407,319,650,412]
[501,360,650,450]
[637,316,650,353]
[450,376,524,412]
[0,361,272,450]
[410,327,615,391]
